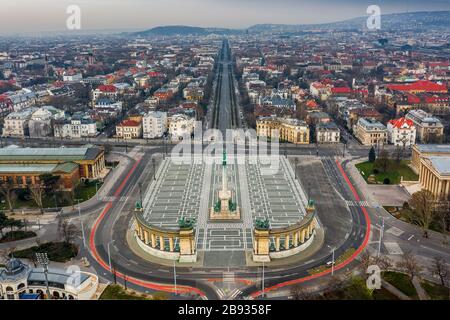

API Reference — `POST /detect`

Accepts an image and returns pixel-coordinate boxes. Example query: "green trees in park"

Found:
[368,146,376,163]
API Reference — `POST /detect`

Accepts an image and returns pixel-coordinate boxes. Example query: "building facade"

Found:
[406,109,444,143]
[256,116,310,144]
[54,114,97,139]
[353,118,387,146]
[168,114,196,141]
[2,107,37,137]
[143,111,167,139]
[116,119,142,139]
[419,156,450,200]
[316,122,340,144]
[387,117,416,147]
[0,259,98,300]
[0,147,106,180]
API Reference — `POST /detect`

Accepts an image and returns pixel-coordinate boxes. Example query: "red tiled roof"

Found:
[118,120,140,127]
[331,87,352,94]
[388,117,414,129]
[97,85,117,93]
[387,80,447,93]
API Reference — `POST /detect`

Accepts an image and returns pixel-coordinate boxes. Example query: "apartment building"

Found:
[353,118,387,146]
[143,111,167,139]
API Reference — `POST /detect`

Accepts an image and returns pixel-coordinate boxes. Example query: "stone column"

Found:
[300,229,305,243]
[151,233,156,248]
[144,230,149,245]
[285,234,290,249]
[159,236,164,250]
[294,232,299,247]
[275,236,280,251]
[445,180,450,197]
[169,237,174,252]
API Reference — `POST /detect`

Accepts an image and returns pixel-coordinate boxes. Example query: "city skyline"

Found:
[2,0,450,35]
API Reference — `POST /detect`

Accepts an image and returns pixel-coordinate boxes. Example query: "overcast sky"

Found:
[1,0,450,34]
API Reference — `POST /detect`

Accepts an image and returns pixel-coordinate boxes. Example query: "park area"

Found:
[356,160,418,185]
[0,179,103,211]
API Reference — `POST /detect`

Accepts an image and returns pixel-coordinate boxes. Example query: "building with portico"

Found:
[0,146,106,180]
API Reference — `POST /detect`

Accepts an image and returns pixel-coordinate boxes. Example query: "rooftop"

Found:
[428,156,450,175]
[416,144,450,154]
[0,147,102,162]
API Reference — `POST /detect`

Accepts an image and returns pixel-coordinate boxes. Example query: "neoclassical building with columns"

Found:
[0,146,107,180]
[419,156,450,200]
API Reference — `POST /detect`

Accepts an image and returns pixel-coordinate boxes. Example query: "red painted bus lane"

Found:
[88,158,207,297]
[250,159,371,298]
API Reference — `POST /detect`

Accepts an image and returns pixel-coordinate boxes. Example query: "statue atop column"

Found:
[210,150,240,220]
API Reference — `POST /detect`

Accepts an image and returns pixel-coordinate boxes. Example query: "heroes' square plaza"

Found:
[133,151,319,266]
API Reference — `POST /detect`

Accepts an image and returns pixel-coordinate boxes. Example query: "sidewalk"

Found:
[412,276,430,300]
[381,279,412,300]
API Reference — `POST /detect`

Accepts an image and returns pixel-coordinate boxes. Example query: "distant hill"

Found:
[134,25,240,36]
[133,11,450,36]
[247,11,450,33]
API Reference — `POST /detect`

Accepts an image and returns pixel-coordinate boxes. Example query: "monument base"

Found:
[252,254,271,263]
[179,253,198,263]
[209,207,241,220]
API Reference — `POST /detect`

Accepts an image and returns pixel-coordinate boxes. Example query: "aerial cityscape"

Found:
[0,0,449,309]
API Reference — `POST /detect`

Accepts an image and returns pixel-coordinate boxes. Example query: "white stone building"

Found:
[54,113,97,139]
[29,105,65,138]
[387,117,417,147]
[143,111,167,139]
[316,122,341,144]
[2,107,37,137]
[168,114,196,141]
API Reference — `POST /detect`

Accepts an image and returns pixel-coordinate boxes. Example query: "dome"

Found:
[5,258,26,276]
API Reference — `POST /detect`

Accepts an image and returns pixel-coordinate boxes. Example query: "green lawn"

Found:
[74,180,103,202]
[100,285,150,300]
[322,277,399,300]
[356,160,418,185]
[13,242,78,262]
[0,230,36,243]
[382,271,418,298]
[421,280,450,300]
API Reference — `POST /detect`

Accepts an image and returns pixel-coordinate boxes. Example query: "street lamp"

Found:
[35,253,51,299]
[377,217,385,258]
[107,240,116,272]
[76,199,86,248]
[327,245,335,276]
[138,182,143,205]
[152,158,156,181]
[95,181,100,201]
[173,260,177,296]
[261,260,265,298]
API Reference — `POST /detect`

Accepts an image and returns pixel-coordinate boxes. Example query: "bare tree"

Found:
[374,255,392,271]
[0,178,16,212]
[29,185,44,214]
[397,251,422,279]
[407,190,436,238]
[58,218,80,244]
[358,251,373,278]
[374,149,390,173]
[432,256,448,287]
[290,284,313,300]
